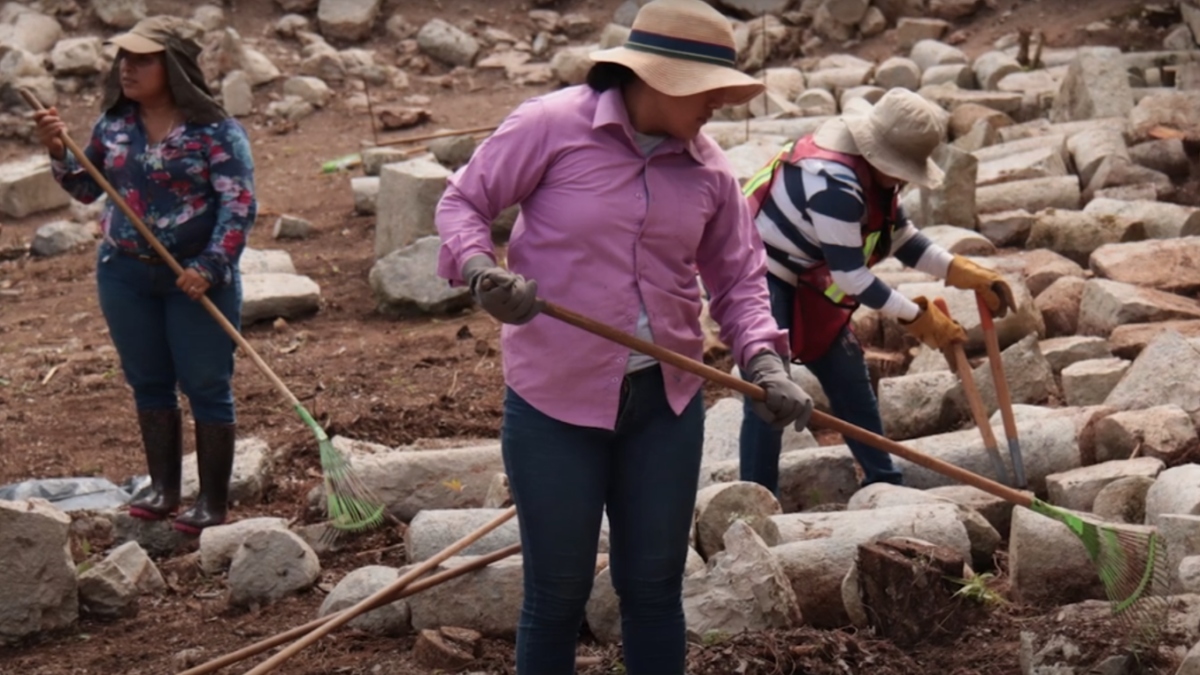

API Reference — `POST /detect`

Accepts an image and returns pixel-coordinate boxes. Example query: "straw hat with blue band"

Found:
[589,0,765,105]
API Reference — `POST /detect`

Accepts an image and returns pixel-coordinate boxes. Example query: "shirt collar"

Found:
[591,86,705,164]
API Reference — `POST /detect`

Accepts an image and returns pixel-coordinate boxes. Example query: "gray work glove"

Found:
[461,255,541,325]
[746,350,814,431]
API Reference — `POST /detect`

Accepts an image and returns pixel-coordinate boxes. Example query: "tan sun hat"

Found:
[106,15,193,54]
[589,0,764,105]
[812,89,947,189]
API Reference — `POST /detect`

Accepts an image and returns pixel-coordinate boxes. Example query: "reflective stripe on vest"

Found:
[823,230,881,303]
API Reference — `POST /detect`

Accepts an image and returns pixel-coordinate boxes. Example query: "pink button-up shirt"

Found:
[435,85,788,430]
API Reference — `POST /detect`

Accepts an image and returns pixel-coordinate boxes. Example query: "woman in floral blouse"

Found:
[34,16,257,535]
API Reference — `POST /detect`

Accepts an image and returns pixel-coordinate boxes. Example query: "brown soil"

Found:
[0,0,1186,673]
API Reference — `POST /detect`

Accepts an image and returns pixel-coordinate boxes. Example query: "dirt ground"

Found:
[0,0,1192,673]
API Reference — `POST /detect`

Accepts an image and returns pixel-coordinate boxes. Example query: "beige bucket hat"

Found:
[812,88,947,189]
[589,0,765,106]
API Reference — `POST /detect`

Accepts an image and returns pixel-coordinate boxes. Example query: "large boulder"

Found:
[1077,279,1200,337]
[227,529,321,607]
[317,0,380,42]
[241,274,322,325]
[318,565,411,635]
[76,541,165,618]
[682,521,802,639]
[1105,330,1200,422]
[375,158,450,259]
[417,18,480,67]
[0,500,77,644]
[1050,47,1134,123]
[0,155,72,218]
[369,236,473,316]
[92,0,147,28]
[1090,237,1200,295]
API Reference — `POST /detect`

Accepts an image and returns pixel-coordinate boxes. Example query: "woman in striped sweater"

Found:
[739,88,1016,491]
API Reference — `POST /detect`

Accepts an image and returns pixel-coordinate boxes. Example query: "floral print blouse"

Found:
[51,103,257,286]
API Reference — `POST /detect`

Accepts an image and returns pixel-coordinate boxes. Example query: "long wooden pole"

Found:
[178,543,521,675]
[933,300,1011,486]
[239,506,517,675]
[976,293,1028,488]
[539,300,1033,508]
[375,124,497,148]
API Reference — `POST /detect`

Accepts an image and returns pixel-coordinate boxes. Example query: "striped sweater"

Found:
[753,157,953,322]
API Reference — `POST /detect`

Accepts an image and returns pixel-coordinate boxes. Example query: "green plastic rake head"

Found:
[1030,498,1170,645]
[296,405,386,534]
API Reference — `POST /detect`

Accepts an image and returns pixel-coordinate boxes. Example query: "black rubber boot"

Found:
[127,409,182,520]
[174,422,235,535]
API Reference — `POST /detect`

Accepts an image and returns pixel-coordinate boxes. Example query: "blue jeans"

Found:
[96,252,241,424]
[502,365,703,675]
[740,273,902,492]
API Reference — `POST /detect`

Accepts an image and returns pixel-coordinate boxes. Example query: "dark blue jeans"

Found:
[502,365,703,675]
[740,273,902,491]
[96,252,241,424]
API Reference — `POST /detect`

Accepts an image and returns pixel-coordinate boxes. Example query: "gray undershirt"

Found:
[626,131,668,374]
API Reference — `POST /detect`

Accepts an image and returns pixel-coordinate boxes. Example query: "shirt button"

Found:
[611,377,619,383]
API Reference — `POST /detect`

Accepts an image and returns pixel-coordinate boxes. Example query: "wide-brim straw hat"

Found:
[812,89,947,189]
[589,0,764,106]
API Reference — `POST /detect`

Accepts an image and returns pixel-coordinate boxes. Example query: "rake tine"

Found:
[975,293,1027,489]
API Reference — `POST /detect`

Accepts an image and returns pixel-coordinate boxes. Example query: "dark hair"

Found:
[586,62,637,92]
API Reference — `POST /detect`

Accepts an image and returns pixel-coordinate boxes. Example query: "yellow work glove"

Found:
[902,297,967,351]
[945,256,1017,318]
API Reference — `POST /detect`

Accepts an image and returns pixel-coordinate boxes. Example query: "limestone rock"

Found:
[682,521,802,638]
[369,236,472,317]
[318,566,410,635]
[1051,47,1134,123]
[227,529,320,607]
[241,274,321,325]
[0,499,77,644]
[0,155,72,218]
[1094,405,1200,464]
[1077,279,1200,337]
[417,18,479,67]
[318,0,381,42]
[1105,330,1200,420]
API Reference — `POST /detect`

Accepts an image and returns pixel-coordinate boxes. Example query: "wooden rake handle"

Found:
[976,294,1028,488]
[376,124,497,148]
[976,295,1019,435]
[19,88,304,413]
[934,298,1011,485]
[538,301,1032,507]
[238,506,518,675]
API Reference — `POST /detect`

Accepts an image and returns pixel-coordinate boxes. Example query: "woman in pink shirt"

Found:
[436,1,812,671]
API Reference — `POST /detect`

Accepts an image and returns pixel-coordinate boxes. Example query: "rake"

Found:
[19,89,385,534]
[538,299,1171,642]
